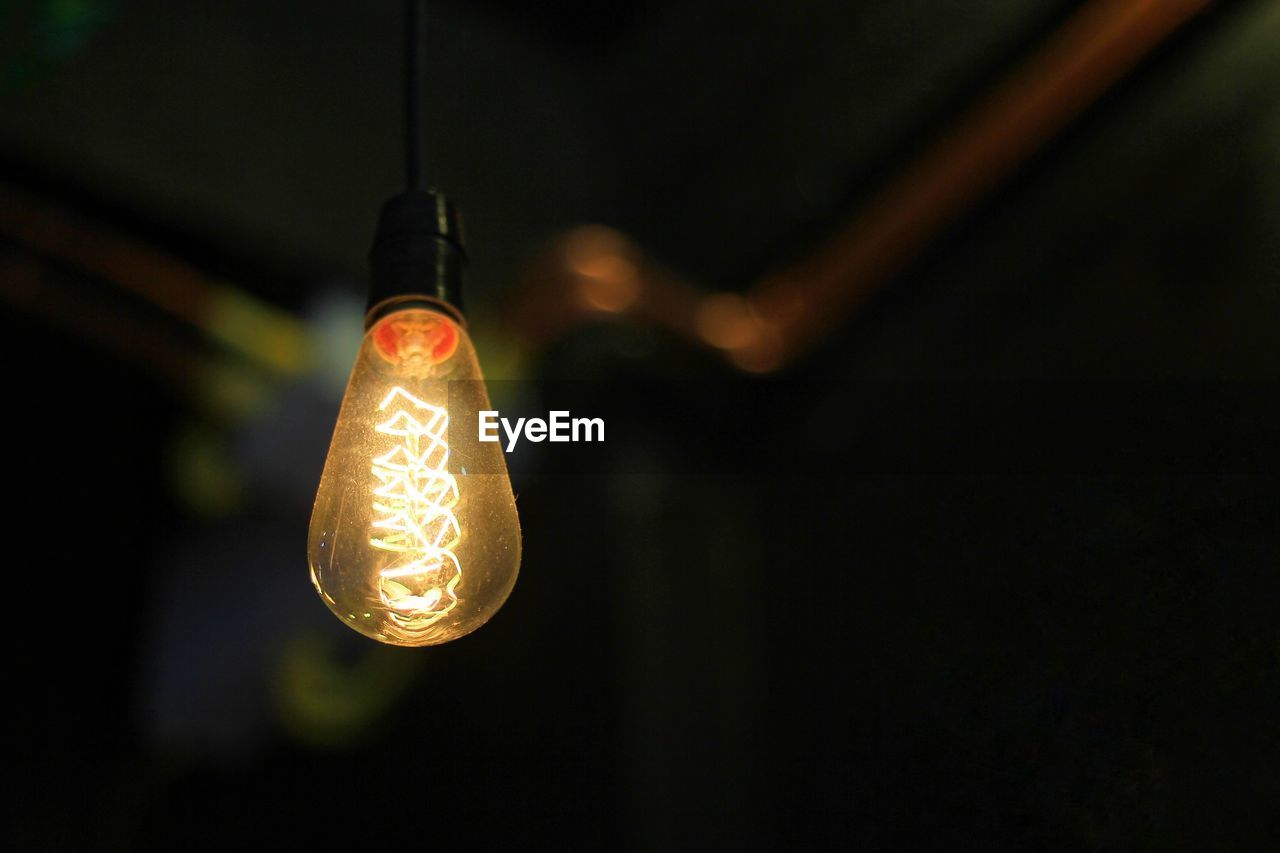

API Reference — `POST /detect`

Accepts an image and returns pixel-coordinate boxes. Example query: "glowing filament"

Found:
[370,386,461,629]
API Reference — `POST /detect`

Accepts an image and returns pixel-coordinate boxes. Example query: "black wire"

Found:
[404,0,426,190]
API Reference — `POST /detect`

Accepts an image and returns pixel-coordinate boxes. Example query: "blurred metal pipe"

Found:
[511,0,1214,373]
[0,185,309,376]
[745,0,1214,369]
[0,188,214,327]
[0,247,198,387]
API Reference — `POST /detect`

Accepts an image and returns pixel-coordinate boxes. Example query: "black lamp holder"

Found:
[366,189,466,326]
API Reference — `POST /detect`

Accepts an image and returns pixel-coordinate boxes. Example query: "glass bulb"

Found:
[309,306,521,646]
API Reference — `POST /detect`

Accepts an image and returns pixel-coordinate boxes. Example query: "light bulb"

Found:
[309,305,521,646]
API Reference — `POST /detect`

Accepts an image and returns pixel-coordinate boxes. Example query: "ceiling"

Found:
[1,0,1077,306]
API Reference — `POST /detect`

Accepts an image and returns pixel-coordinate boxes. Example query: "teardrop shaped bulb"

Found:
[309,306,521,646]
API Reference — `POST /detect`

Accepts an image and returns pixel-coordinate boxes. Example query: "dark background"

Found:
[4,0,1280,848]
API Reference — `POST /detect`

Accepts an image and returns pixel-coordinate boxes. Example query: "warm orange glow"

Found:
[576,258,640,313]
[369,387,462,628]
[696,293,759,351]
[566,225,641,313]
[564,225,628,273]
[309,308,521,647]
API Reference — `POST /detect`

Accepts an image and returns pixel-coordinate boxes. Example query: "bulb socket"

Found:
[366,190,467,328]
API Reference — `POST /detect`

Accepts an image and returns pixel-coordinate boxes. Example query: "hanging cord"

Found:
[367,0,465,323]
[404,0,426,190]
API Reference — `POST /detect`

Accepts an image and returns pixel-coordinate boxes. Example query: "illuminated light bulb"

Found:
[309,306,521,646]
